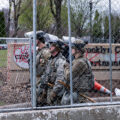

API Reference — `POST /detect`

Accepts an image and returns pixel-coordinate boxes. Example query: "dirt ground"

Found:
[0,67,31,105]
[0,67,119,106]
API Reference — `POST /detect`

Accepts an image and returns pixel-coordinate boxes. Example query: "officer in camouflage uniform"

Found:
[41,39,66,106]
[36,32,51,79]
[35,32,51,106]
[62,39,94,104]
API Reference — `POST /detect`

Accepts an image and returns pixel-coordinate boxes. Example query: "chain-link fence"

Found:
[0,0,120,111]
[0,38,31,109]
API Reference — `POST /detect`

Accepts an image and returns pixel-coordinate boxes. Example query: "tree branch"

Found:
[50,0,56,18]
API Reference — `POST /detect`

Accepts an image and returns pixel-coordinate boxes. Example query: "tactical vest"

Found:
[47,53,65,84]
[72,58,94,92]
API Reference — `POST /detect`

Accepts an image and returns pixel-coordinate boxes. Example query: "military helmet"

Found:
[72,39,87,54]
[36,31,46,43]
[49,39,64,49]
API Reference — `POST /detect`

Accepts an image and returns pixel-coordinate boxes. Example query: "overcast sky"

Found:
[0,0,9,10]
[96,0,120,14]
[0,0,120,13]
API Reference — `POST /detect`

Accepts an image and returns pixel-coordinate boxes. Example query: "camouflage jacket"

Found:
[42,52,66,97]
[65,57,94,92]
[36,47,51,77]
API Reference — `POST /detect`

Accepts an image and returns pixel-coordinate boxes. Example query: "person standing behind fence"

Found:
[41,39,66,106]
[35,32,51,106]
[62,39,94,104]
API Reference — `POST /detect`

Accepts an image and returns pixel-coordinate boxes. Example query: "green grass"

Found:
[0,50,7,67]
[0,101,6,106]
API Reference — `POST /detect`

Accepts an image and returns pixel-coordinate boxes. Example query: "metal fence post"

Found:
[89,0,93,43]
[29,38,33,107]
[67,0,73,105]
[33,0,37,107]
[108,0,112,102]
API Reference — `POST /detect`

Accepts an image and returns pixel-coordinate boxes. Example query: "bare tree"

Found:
[50,0,63,38]
[11,0,22,37]
[70,0,101,37]
[6,0,12,37]
[8,0,31,37]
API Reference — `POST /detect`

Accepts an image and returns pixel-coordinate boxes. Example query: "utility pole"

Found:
[89,0,93,43]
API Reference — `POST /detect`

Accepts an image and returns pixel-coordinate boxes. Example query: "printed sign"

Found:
[85,44,120,69]
[13,45,30,69]
[12,43,120,69]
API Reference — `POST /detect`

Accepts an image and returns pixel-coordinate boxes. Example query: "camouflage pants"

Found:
[36,80,48,106]
[47,88,62,106]
[36,88,47,106]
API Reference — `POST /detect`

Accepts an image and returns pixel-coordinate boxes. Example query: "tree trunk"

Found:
[12,0,22,37]
[55,0,62,38]
[50,0,63,38]
[7,0,12,37]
